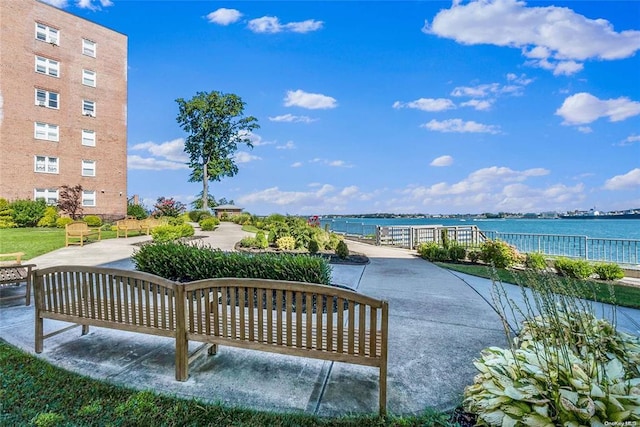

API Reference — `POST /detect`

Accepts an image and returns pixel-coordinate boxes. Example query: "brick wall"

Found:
[0,0,128,218]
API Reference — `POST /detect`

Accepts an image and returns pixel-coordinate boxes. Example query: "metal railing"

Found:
[321,220,640,265]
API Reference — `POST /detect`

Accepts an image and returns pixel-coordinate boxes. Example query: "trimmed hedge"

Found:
[132,241,332,285]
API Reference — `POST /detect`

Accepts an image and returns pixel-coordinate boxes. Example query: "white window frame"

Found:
[34,188,59,205]
[82,160,96,177]
[82,100,95,117]
[82,190,96,207]
[34,156,59,174]
[82,69,96,87]
[82,129,96,147]
[35,23,59,45]
[82,39,96,57]
[34,122,59,142]
[35,89,59,109]
[35,56,59,77]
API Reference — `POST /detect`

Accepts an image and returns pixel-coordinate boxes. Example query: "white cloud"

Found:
[276,141,296,150]
[617,135,640,146]
[460,99,493,111]
[423,0,640,75]
[238,130,272,146]
[207,8,242,25]
[604,169,640,190]
[291,162,303,168]
[248,16,323,34]
[310,158,354,168]
[398,166,581,212]
[577,126,593,134]
[130,138,189,164]
[284,90,337,110]
[268,114,317,123]
[451,83,501,98]
[430,155,454,167]
[392,98,455,112]
[76,0,112,10]
[422,118,501,134]
[127,155,188,171]
[234,152,261,163]
[340,186,359,197]
[556,92,640,125]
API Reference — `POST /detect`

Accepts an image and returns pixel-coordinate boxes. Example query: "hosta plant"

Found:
[464,310,640,426]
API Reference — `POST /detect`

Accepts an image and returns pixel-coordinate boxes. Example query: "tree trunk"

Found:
[202,159,209,211]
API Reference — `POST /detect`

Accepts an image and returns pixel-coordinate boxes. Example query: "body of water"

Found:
[320,217,640,240]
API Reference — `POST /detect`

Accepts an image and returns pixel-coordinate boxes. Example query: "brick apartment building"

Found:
[0,0,127,219]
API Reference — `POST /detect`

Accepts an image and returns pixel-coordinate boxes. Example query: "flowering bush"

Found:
[152,197,186,218]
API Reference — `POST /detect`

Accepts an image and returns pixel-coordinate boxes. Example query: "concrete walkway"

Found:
[1,223,637,416]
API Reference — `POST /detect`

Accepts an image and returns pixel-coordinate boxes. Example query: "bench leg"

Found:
[208,344,217,356]
[175,332,189,381]
[35,313,43,353]
[379,363,387,416]
[82,325,90,335]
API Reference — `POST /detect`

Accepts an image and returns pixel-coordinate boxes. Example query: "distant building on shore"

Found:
[214,204,243,219]
[0,0,128,219]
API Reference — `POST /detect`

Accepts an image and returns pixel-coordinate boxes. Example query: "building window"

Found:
[35,89,59,109]
[34,188,59,205]
[34,156,58,174]
[82,39,96,57]
[82,129,96,146]
[35,56,59,77]
[82,100,95,117]
[82,160,96,177]
[35,23,59,45]
[82,69,96,87]
[34,122,59,142]
[82,190,96,207]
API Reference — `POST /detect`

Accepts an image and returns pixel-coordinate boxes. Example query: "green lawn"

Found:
[435,262,640,310]
[0,228,116,260]
[0,342,454,426]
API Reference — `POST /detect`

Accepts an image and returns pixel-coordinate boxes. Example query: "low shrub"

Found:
[467,249,481,263]
[255,231,268,249]
[335,240,349,259]
[524,252,547,271]
[276,236,296,250]
[417,242,447,262]
[151,224,194,242]
[447,244,466,262]
[132,241,332,284]
[238,237,258,248]
[83,215,102,227]
[188,210,211,222]
[0,198,16,228]
[308,239,320,255]
[554,257,594,279]
[593,262,624,281]
[10,199,46,227]
[479,239,520,268]
[55,217,74,228]
[326,233,341,250]
[199,217,219,231]
[127,203,148,220]
[37,206,58,227]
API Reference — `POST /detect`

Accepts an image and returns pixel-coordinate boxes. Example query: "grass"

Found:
[0,341,457,427]
[0,227,116,260]
[241,224,261,233]
[435,261,640,309]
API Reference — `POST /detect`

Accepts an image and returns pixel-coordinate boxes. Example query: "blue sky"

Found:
[47,0,640,215]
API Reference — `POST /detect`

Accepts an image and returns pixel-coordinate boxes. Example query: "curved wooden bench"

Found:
[34,267,389,415]
[116,218,142,238]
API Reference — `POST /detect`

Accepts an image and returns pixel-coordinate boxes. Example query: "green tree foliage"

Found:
[10,199,46,227]
[176,91,259,210]
[127,203,148,220]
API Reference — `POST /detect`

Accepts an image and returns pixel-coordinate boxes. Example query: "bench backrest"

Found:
[117,219,140,229]
[35,266,181,336]
[183,278,389,364]
[66,222,89,233]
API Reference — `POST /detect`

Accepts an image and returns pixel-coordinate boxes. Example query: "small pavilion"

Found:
[213,204,243,219]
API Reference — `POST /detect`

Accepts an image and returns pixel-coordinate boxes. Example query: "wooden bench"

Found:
[139,217,165,235]
[0,252,35,306]
[34,267,389,415]
[65,221,101,247]
[116,218,142,238]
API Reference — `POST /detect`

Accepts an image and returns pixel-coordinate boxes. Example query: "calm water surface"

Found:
[322,218,640,240]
